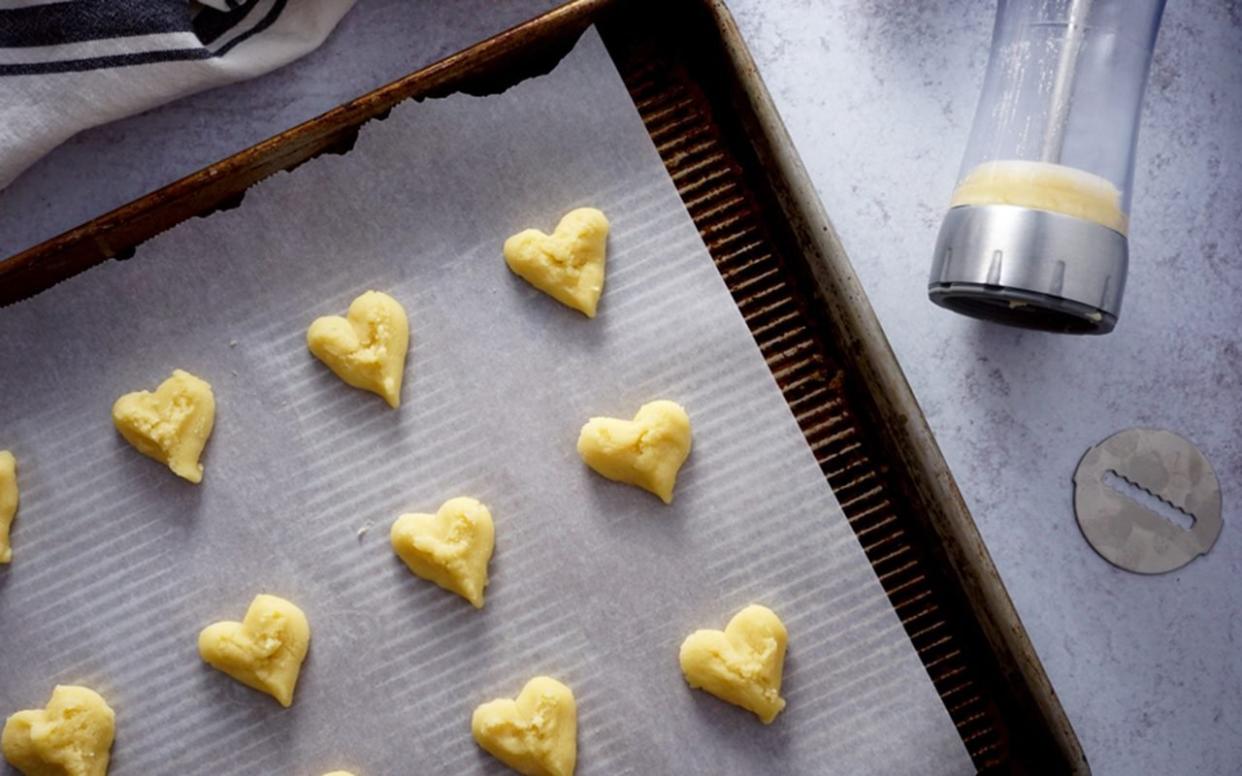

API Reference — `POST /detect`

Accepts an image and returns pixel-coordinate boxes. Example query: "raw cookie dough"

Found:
[577,400,692,504]
[322,772,356,776]
[391,497,494,608]
[2,685,115,776]
[472,677,577,776]
[679,604,788,724]
[112,369,215,483]
[950,160,1128,234]
[503,207,609,317]
[0,451,17,564]
[198,594,310,707]
[307,290,410,408]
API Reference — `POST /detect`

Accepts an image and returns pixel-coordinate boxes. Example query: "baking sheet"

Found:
[0,28,971,775]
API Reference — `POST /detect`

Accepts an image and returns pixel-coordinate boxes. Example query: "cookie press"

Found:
[929,0,1167,333]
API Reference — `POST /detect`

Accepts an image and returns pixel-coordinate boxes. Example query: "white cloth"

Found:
[0,0,356,190]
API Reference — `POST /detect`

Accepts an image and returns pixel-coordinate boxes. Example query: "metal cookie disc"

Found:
[1073,428,1223,574]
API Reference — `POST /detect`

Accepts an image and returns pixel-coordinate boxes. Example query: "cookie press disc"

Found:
[1073,428,1222,574]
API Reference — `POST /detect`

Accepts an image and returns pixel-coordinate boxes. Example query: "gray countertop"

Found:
[2,1,1238,773]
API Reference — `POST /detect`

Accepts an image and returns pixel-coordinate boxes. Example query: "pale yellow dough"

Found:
[112,369,215,483]
[321,771,356,776]
[0,451,17,564]
[198,594,310,707]
[307,290,409,408]
[504,208,609,317]
[391,497,494,608]
[577,400,691,504]
[2,685,115,776]
[472,677,577,776]
[679,604,788,724]
[951,160,1128,234]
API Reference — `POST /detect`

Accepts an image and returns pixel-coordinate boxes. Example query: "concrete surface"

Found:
[2,1,1239,773]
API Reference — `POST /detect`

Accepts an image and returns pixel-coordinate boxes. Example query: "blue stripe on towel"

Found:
[193,0,261,46]
[0,47,214,77]
[0,0,286,76]
[0,0,192,48]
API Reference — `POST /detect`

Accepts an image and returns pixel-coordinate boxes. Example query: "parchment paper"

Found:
[0,28,971,775]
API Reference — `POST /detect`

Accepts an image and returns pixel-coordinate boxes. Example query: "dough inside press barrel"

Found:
[950,160,1127,234]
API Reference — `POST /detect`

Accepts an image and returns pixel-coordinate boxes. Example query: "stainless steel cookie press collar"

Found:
[929,204,1127,334]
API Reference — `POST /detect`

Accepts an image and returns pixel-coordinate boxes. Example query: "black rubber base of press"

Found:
[929,282,1117,335]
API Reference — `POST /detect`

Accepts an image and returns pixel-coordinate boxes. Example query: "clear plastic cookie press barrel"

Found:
[928,0,1166,334]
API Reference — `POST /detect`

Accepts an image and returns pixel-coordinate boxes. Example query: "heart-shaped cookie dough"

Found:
[0,451,17,564]
[577,400,692,504]
[472,676,577,776]
[307,290,409,408]
[112,369,215,483]
[504,207,609,317]
[2,685,115,776]
[391,497,495,608]
[198,594,310,707]
[679,604,788,724]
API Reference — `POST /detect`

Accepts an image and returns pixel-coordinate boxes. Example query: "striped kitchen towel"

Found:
[0,0,356,190]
